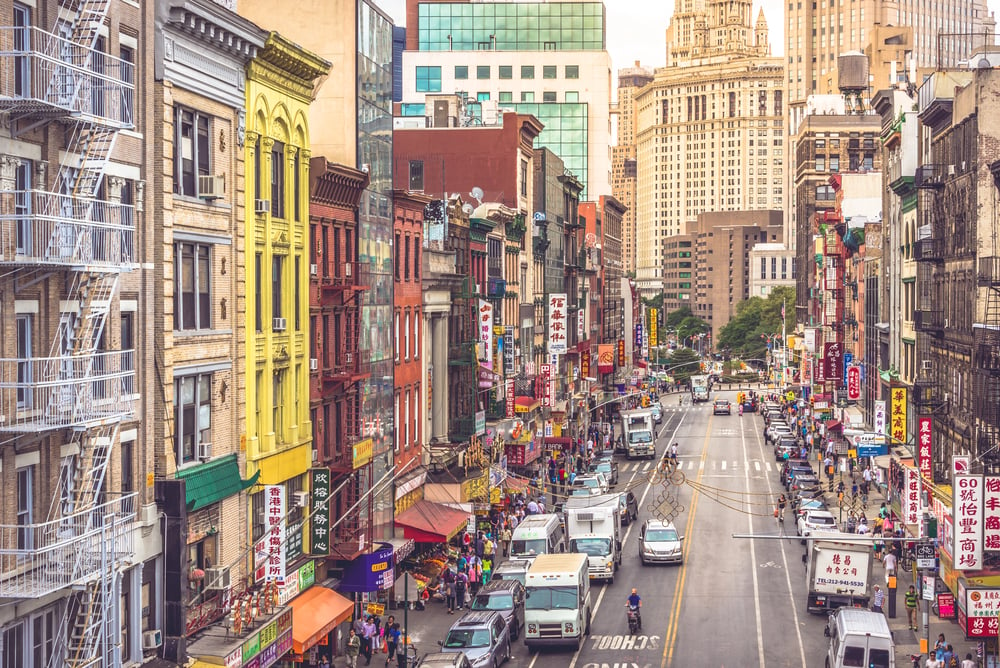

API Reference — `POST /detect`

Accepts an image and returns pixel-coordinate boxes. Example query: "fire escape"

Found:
[820,221,845,392]
[975,163,1000,466]
[0,3,137,666]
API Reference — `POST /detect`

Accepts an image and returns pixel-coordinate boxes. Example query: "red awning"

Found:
[636,361,648,368]
[544,436,572,446]
[825,420,843,431]
[394,500,469,543]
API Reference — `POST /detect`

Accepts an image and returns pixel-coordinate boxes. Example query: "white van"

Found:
[524,552,591,649]
[510,514,565,558]
[824,608,894,668]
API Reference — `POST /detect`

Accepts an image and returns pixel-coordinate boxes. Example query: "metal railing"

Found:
[0,190,135,267]
[0,493,136,599]
[0,26,134,126]
[0,350,136,432]
[914,309,945,332]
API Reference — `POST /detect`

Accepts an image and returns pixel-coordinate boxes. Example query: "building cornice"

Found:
[161,0,266,62]
[250,33,331,100]
[310,158,369,210]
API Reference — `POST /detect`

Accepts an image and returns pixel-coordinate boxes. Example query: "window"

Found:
[255,252,263,332]
[414,245,420,280]
[121,437,134,493]
[476,65,490,79]
[413,309,420,358]
[404,236,411,280]
[565,65,579,79]
[273,370,285,442]
[121,311,135,394]
[395,393,401,453]
[404,310,411,360]
[521,91,534,102]
[293,150,301,221]
[12,3,30,97]
[120,44,134,123]
[521,65,534,79]
[175,373,211,465]
[13,158,30,254]
[174,242,211,330]
[454,65,468,80]
[409,160,424,191]
[520,161,528,196]
[16,314,32,409]
[543,65,557,79]
[16,466,33,549]
[271,141,285,218]
[173,107,211,197]
[499,65,512,79]
[814,155,825,171]
[394,232,401,281]
[254,136,262,202]
[476,92,490,102]
[542,91,556,102]
[829,155,839,172]
[294,256,301,330]
[251,490,265,542]
[415,66,442,92]
[272,255,284,320]
[499,91,512,103]
[394,311,400,362]
[760,257,766,279]
[404,391,411,448]
[565,91,579,102]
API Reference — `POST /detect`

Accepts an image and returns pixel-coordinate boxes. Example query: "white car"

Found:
[797,509,838,539]
[573,473,609,495]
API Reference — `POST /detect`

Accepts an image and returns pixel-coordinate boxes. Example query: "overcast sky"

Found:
[378,0,1000,74]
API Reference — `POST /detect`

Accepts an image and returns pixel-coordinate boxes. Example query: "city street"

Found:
[404,390,835,668]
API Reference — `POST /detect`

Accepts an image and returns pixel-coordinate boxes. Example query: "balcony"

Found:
[914,164,944,189]
[978,256,1000,287]
[0,493,136,599]
[321,349,369,385]
[914,309,945,333]
[0,26,134,127]
[320,261,366,294]
[0,190,135,268]
[0,350,136,433]
[449,415,476,443]
[975,326,1000,375]
[914,238,944,263]
[912,377,944,408]
[975,377,1000,427]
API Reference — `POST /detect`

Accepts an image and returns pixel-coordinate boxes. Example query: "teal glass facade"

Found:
[417,2,605,51]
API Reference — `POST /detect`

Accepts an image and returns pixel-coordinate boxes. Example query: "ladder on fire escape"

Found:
[43,1,129,666]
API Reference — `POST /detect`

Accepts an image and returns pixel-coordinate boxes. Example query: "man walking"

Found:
[905,585,919,630]
[871,584,885,613]
[345,628,361,668]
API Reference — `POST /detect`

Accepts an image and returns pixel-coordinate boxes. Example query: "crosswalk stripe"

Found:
[643,462,652,472]
[754,461,761,471]
[721,460,727,471]
[699,460,705,470]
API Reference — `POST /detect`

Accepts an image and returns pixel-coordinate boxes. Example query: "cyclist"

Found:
[626,588,642,630]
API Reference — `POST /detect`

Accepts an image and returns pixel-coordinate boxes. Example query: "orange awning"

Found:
[289,586,354,654]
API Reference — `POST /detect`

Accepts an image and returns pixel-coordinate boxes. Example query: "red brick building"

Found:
[308,158,370,561]
[392,190,430,478]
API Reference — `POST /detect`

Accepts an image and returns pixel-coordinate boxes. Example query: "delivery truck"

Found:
[563,495,622,583]
[524,553,591,650]
[620,409,655,460]
[804,536,872,613]
[691,374,710,403]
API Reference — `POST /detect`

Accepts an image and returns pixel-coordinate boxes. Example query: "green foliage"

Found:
[641,293,664,310]
[717,286,795,360]
[666,347,701,384]
[664,306,692,329]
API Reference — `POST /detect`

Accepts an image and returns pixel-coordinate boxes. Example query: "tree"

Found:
[665,306,693,330]
[666,347,701,385]
[716,286,795,360]
[676,315,710,344]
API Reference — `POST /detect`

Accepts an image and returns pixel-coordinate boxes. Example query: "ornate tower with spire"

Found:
[755,8,769,56]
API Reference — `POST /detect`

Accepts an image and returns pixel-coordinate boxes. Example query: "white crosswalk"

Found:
[619,459,777,473]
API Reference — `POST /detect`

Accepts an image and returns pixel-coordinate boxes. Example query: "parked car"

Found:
[573,472,608,495]
[712,399,732,415]
[766,424,793,444]
[589,459,619,486]
[471,579,526,641]
[797,509,838,539]
[795,498,827,517]
[773,437,799,461]
[440,611,512,668]
[790,473,822,495]
[651,404,663,424]
[418,652,473,668]
[638,519,684,565]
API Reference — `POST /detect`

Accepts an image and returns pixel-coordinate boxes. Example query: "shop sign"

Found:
[903,468,920,527]
[229,608,293,668]
[985,476,1000,552]
[254,486,286,584]
[815,352,825,382]
[954,475,984,570]
[278,560,317,605]
[340,543,394,593]
[352,438,373,469]
[617,339,625,367]
[803,357,813,385]
[478,300,493,358]
[963,588,1000,638]
[366,602,385,616]
[634,323,642,349]
[577,308,585,340]
[954,456,971,476]
[598,344,614,373]
[581,349,591,378]
[937,592,956,619]
[842,352,853,385]
[874,400,886,436]
[823,341,842,380]
[310,468,331,556]
[547,294,567,354]
[540,365,551,407]
[917,417,933,481]
[475,410,486,436]
[504,326,515,376]
[649,309,658,347]
[846,366,861,400]
[890,387,908,445]
[506,379,515,418]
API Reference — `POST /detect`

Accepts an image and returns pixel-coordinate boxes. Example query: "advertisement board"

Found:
[846,365,861,400]
[548,294,568,354]
[917,417,933,481]
[478,300,493,359]
[903,467,920,526]
[873,400,886,436]
[812,547,871,596]
[954,474,984,570]
[890,387,908,445]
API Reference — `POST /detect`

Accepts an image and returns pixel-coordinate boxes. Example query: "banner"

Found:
[649,309,658,347]
[506,379,515,418]
[874,400,886,435]
[478,300,493,360]
[823,341,843,380]
[503,326,515,376]
[540,364,551,408]
[255,485,287,584]
[548,294,568,354]
[309,468,331,555]
[903,468,920,527]
[917,416,933,481]
[598,344,614,373]
[890,387,908,445]
[984,477,1000,551]
[843,352,853,385]
[634,323,643,349]
[846,366,861,400]
[581,349,591,378]
[953,475,984,570]
[617,339,626,367]
[815,352,825,383]
[577,309,585,340]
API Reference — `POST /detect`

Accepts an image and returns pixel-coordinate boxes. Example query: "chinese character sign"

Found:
[890,387,908,445]
[904,467,920,526]
[617,339,626,367]
[874,400,886,436]
[823,341,842,380]
[581,349,591,378]
[258,485,286,583]
[965,588,1000,638]
[504,326,515,376]
[540,364,551,407]
[310,468,331,555]
[634,323,643,349]
[847,366,861,400]
[917,417,933,481]
[577,309,585,340]
[478,300,493,360]
[649,309,658,347]
[953,475,984,571]
[548,294,568,355]
[506,379,515,418]
[983,477,1000,552]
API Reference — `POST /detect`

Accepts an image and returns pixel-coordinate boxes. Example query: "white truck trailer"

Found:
[620,409,655,460]
[563,495,622,583]
[524,553,592,650]
[805,536,873,613]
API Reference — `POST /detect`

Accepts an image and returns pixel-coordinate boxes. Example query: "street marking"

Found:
[589,635,661,650]
[754,461,761,471]
[721,460,727,471]
[698,460,705,470]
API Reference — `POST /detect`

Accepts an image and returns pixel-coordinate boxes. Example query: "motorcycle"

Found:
[626,605,641,635]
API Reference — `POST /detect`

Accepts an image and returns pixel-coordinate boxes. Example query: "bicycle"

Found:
[395,643,419,668]
[899,546,914,573]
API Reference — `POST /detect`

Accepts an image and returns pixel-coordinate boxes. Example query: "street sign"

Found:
[916,542,936,569]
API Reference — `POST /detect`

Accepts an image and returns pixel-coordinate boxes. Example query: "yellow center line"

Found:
[661,412,714,668]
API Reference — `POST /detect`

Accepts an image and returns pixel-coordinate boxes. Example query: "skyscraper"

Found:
[612,62,654,277]
[633,0,784,297]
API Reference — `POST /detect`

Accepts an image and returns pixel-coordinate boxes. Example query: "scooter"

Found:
[626,606,641,635]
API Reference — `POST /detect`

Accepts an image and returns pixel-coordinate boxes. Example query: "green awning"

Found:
[176,454,260,512]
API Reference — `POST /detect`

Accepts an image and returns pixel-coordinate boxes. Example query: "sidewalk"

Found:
[819,476,976,663]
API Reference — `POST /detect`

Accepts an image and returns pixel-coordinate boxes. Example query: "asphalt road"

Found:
[405,390,835,668]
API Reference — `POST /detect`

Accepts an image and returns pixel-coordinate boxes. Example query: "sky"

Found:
[379,0,1000,75]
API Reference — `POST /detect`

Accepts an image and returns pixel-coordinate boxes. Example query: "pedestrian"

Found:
[362,616,377,664]
[345,628,361,668]
[962,653,977,668]
[883,549,897,577]
[444,577,456,613]
[395,628,409,668]
[941,645,955,667]
[871,584,884,613]
[455,570,468,610]
[319,656,331,668]
[905,585,919,630]
[934,634,947,662]
[500,525,512,557]
[385,622,401,666]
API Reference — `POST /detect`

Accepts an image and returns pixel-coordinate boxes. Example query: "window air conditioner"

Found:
[273,317,287,331]
[921,360,932,371]
[197,442,212,461]
[947,164,956,176]
[204,567,231,591]
[254,199,270,215]
[310,358,319,371]
[345,263,353,277]
[197,174,225,200]
[292,491,310,508]
[345,351,353,364]
[142,630,162,650]
[310,263,318,276]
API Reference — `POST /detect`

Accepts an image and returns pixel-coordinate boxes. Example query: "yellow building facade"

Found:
[244,33,329,546]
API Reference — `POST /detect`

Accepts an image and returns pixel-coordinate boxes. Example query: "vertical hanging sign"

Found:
[310,468,331,555]
[617,339,626,367]
[983,476,1000,552]
[540,364,551,407]
[903,468,920,527]
[917,417,933,481]
[478,300,493,359]
[954,475,984,570]
[577,308,585,340]
[255,485,287,584]
[548,294,568,354]
[846,366,861,400]
[506,379,515,418]
[649,309,658,347]
[873,400,887,436]
[890,387,908,445]
[503,326,515,376]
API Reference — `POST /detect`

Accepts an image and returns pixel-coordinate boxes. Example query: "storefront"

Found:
[286,586,353,664]
[394,470,427,515]
[189,606,293,668]
[393,500,470,544]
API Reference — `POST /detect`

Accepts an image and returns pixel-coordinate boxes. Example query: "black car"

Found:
[470,579,525,640]
[784,465,815,490]
[790,473,822,494]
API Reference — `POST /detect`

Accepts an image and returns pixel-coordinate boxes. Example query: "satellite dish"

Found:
[462,203,474,215]
[450,193,460,200]
[470,186,484,203]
